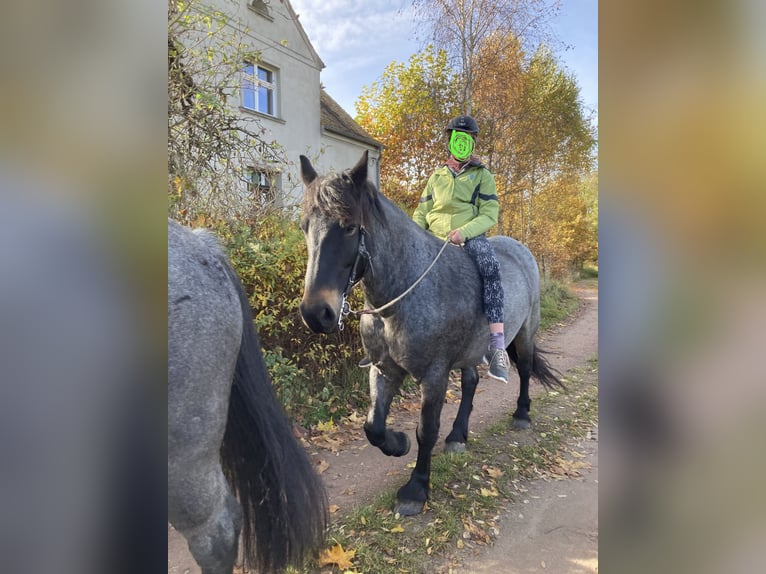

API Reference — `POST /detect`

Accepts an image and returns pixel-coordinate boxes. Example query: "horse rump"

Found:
[219,264,327,573]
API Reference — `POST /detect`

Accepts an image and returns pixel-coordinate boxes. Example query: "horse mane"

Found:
[302,169,387,228]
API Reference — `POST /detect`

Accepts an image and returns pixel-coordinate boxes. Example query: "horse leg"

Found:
[510,334,533,430]
[364,365,410,456]
[395,375,447,516]
[169,463,242,574]
[445,366,479,453]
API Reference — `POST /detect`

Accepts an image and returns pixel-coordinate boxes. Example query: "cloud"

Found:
[292,0,416,58]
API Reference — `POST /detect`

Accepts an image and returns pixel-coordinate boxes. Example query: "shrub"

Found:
[214,214,368,425]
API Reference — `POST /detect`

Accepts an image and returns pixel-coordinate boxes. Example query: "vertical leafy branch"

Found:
[168,0,286,223]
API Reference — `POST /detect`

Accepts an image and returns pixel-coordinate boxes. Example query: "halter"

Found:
[338,226,371,331]
[337,227,452,331]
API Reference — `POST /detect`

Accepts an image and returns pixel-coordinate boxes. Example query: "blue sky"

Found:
[290,0,597,121]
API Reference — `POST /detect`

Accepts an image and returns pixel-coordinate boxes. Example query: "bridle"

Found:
[337,225,452,331]
[338,226,371,331]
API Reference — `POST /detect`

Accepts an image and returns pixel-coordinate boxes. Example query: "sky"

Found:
[290,0,597,122]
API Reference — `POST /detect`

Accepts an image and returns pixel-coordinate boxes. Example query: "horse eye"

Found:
[343,224,358,236]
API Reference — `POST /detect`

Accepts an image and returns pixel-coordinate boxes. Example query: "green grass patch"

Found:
[293,357,599,574]
[580,262,599,279]
[539,280,580,330]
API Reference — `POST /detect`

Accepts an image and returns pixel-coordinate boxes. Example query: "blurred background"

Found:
[0,1,764,572]
[599,1,766,572]
[0,1,166,573]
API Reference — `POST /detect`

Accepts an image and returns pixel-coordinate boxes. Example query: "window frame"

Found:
[246,168,280,206]
[242,62,277,117]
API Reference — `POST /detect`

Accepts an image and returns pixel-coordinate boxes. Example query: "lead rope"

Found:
[339,237,452,329]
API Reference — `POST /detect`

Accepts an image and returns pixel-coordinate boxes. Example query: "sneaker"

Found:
[486,348,510,384]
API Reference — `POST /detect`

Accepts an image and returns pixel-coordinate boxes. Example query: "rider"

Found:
[412,115,510,383]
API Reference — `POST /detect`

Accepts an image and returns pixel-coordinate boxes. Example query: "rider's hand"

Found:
[448,229,464,244]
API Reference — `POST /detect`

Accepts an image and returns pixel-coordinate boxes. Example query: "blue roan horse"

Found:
[168,220,327,574]
[298,152,563,516]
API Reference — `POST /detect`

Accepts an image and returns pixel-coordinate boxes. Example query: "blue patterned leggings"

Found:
[463,235,504,324]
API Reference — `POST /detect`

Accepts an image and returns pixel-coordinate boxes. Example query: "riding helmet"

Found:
[446,115,479,135]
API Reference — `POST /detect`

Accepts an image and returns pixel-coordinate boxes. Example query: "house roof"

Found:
[320,89,382,149]
[284,0,325,70]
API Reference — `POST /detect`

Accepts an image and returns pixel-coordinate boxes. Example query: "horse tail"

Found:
[531,344,566,390]
[220,263,328,573]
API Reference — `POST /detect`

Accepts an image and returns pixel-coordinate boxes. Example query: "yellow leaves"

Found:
[318,543,356,570]
[482,465,504,479]
[548,455,591,479]
[390,524,405,533]
[479,487,499,497]
[316,419,337,433]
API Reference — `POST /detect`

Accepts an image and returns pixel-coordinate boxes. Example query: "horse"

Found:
[168,219,327,574]
[297,151,562,516]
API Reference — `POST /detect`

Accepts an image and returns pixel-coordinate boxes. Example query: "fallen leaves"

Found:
[318,543,356,570]
[462,517,491,544]
[482,465,504,479]
[547,455,591,479]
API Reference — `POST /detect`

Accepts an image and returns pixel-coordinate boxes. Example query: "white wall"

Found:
[197,0,379,206]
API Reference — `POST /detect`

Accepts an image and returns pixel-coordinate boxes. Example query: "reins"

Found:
[338,231,452,330]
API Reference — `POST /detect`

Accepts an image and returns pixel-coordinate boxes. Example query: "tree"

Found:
[168,0,286,224]
[472,37,597,274]
[355,46,462,209]
[411,0,560,113]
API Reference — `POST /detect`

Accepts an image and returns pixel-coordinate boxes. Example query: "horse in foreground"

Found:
[298,152,562,516]
[168,219,327,574]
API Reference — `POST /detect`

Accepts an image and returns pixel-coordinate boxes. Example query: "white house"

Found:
[208,0,382,206]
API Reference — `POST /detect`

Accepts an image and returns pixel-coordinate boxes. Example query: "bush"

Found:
[214,214,369,426]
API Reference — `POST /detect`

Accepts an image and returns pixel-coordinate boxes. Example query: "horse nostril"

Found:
[299,299,338,333]
[320,304,336,329]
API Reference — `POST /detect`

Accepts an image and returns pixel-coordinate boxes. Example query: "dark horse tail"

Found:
[509,343,565,390]
[220,264,328,573]
[531,345,565,390]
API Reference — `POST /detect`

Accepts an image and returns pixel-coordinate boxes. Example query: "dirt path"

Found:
[168,282,598,573]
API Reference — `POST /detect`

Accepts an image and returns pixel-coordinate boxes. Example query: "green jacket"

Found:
[412,161,499,240]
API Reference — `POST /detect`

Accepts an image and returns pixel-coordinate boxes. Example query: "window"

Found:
[246,169,279,206]
[242,63,276,116]
[249,0,273,20]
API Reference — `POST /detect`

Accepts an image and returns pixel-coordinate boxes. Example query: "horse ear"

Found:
[299,155,317,185]
[350,150,369,188]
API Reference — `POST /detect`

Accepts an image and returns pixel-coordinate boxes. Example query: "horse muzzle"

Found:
[299,289,343,334]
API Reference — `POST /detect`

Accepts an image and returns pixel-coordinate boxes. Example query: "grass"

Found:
[293,356,599,574]
[539,279,580,330]
[580,262,599,279]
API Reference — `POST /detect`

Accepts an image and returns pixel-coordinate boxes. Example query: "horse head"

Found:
[298,151,375,333]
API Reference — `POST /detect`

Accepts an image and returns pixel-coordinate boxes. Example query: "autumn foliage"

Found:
[356,35,597,278]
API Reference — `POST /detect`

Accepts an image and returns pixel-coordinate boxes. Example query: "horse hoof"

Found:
[395,499,425,516]
[513,417,531,430]
[444,441,466,454]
